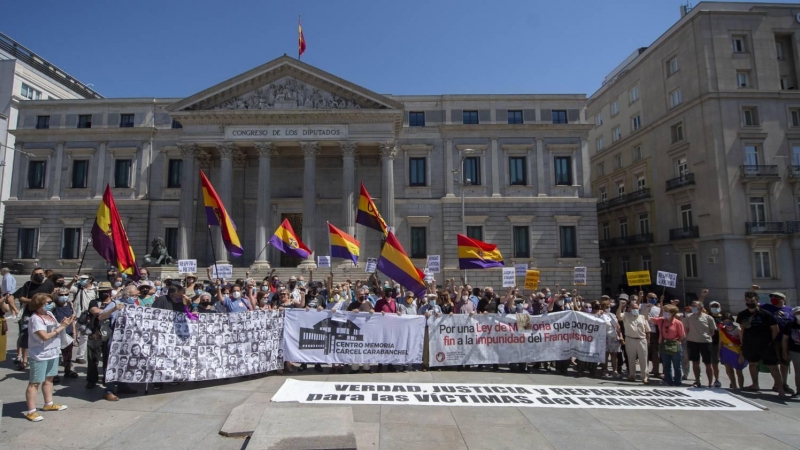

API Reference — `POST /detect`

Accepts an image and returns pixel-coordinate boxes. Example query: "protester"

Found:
[685,292,716,388]
[2,267,18,318]
[85,282,115,399]
[782,307,800,397]
[718,312,746,389]
[761,292,795,395]
[0,291,10,362]
[650,304,686,386]
[10,268,56,371]
[95,283,138,398]
[69,274,96,365]
[737,291,786,397]
[53,287,78,383]
[707,300,724,388]
[617,298,649,383]
[23,293,73,421]
[599,298,622,378]
[642,292,661,379]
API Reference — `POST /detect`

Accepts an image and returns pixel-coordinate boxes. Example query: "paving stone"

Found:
[157,389,250,416]
[354,422,380,450]
[248,406,356,450]
[616,431,717,450]
[95,412,226,450]
[381,404,455,425]
[219,403,266,437]
[692,432,795,450]
[379,424,467,450]
[459,425,554,450]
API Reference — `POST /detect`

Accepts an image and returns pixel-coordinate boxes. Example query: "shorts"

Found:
[648,332,659,354]
[606,335,621,353]
[710,342,719,364]
[742,344,778,366]
[687,341,712,363]
[29,358,59,384]
[772,340,790,365]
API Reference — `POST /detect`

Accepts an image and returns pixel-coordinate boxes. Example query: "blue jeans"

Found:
[661,347,683,386]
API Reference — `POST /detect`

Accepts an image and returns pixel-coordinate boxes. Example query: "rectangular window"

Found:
[671,122,684,143]
[610,101,619,116]
[602,222,610,241]
[637,175,646,191]
[598,163,605,176]
[612,126,622,142]
[777,41,785,60]
[551,110,568,124]
[619,218,628,238]
[629,86,639,103]
[667,57,679,76]
[742,107,759,126]
[61,228,82,259]
[631,115,641,131]
[732,35,746,53]
[614,154,622,169]
[791,109,800,127]
[409,157,426,186]
[17,228,39,259]
[754,251,771,278]
[680,204,693,228]
[27,160,46,189]
[633,145,642,161]
[507,110,523,124]
[466,226,483,242]
[35,115,50,129]
[71,160,89,189]
[639,213,650,234]
[616,181,625,197]
[165,227,178,261]
[749,196,767,222]
[167,159,183,188]
[77,114,92,129]
[744,144,760,166]
[792,144,800,166]
[114,159,132,188]
[622,257,630,275]
[596,137,605,151]
[676,157,688,178]
[669,89,682,109]
[463,156,480,185]
[509,156,526,185]
[410,227,427,258]
[736,71,750,88]
[559,226,577,258]
[20,83,41,100]
[119,114,135,128]
[603,260,612,277]
[462,110,479,125]
[595,114,603,127]
[781,76,790,91]
[513,226,531,258]
[684,253,698,278]
[599,186,607,202]
[554,156,572,185]
[642,255,652,273]
[408,111,425,127]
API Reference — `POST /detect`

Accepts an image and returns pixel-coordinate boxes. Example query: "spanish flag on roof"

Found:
[91,185,140,279]
[377,232,426,298]
[200,170,243,257]
[457,234,504,270]
[270,218,312,260]
[356,182,388,235]
[328,222,359,265]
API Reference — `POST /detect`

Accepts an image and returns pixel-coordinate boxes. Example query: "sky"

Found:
[0,0,755,99]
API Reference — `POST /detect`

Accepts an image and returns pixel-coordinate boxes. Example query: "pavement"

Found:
[2,320,800,450]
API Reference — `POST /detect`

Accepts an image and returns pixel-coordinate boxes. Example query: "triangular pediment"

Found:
[167,55,402,112]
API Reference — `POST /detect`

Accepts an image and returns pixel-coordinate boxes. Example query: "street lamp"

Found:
[454,148,474,280]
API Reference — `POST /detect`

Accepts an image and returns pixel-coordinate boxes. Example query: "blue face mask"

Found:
[631,309,640,316]
[691,307,699,314]
[57,296,69,303]
[44,303,55,312]
[710,307,720,314]
[429,300,436,306]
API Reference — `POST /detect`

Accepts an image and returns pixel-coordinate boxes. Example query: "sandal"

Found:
[741,385,760,392]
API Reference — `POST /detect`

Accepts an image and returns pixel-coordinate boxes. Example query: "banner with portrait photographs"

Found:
[105,306,284,384]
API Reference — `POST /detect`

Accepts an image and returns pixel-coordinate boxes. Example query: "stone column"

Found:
[340,141,357,267]
[177,143,197,260]
[490,138,500,197]
[50,141,64,199]
[299,141,319,268]
[252,142,273,269]
[9,141,24,200]
[380,142,396,230]
[445,139,454,197]
[94,142,107,198]
[536,138,547,197]
[214,142,236,263]
[139,140,151,198]
[580,138,590,194]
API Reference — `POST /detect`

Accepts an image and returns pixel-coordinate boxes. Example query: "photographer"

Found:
[69,274,96,365]
[83,282,119,400]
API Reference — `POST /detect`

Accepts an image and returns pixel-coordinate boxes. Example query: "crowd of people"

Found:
[1,265,799,422]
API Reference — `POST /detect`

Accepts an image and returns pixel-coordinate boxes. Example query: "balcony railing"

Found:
[746,221,786,235]
[609,237,628,247]
[787,221,800,234]
[599,239,610,249]
[597,188,651,211]
[669,226,699,241]
[627,233,654,245]
[739,165,780,179]
[789,166,800,179]
[665,173,695,191]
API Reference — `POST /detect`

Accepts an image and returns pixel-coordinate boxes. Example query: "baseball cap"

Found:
[709,301,720,306]
[770,292,786,300]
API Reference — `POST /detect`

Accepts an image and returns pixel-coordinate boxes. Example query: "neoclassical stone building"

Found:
[8,56,599,293]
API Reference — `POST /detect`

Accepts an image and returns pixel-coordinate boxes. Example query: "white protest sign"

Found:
[502,268,516,287]
[210,264,233,279]
[177,259,197,274]
[272,379,761,411]
[317,256,331,268]
[365,258,378,274]
[657,271,678,288]
[574,267,587,286]
[426,255,441,273]
[424,269,435,283]
[515,263,528,277]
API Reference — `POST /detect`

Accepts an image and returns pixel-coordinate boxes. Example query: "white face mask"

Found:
[232,291,241,299]
[796,315,800,324]
[556,301,564,307]
[333,294,341,301]
[461,296,469,301]
[662,312,671,318]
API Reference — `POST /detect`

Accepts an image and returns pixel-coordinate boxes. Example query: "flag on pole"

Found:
[457,234,504,269]
[377,232,426,298]
[270,219,312,259]
[356,182,388,235]
[298,16,306,58]
[199,170,243,257]
[91,185,140,280]
[328,222,359,265]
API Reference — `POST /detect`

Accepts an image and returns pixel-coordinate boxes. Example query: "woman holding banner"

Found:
[718,312,746,389]
[599,298,623,378]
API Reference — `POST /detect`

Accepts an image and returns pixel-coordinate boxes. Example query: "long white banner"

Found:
[281,310,425,365]
[105,306,284,384]
[427,311,607,366]
[271,379,762,411]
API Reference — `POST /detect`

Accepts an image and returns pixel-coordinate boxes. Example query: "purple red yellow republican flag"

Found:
[298,16,306,58]
[199,170,243,257]
[356,182,388,235]
[328,222,359,265]
[91,185,140,279]
[457,234,504,270]
[377,232,426,298]
[270,218,312,260]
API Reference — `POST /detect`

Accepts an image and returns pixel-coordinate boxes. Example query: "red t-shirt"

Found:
[652,317,686,342]
[374,298,397,313]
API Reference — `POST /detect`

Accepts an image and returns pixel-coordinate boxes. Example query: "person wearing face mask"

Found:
[287,276,304,307]
[737,292,786,397]
[781,307,800,397]
[617,299,650,383]
[648,304,686,386]
[69,274,96,366]
[153,284,190,313]
[219,284,250,313]
[718,312,746,389]
[137,285,155,308]
[643,293,663,379]
[10,268,56,371]
[685,292,717,388]
[707,300,724,388]
[598,299,623,378]
[761,292,795,396]
[52,287,78,383]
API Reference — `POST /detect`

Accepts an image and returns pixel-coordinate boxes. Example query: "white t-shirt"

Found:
[645,304,661,333]
[28,312,61,362]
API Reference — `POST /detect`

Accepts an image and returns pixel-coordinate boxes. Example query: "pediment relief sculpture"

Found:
[211,77,362,111]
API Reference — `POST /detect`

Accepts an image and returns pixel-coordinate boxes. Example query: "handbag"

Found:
[658,321,680,355]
